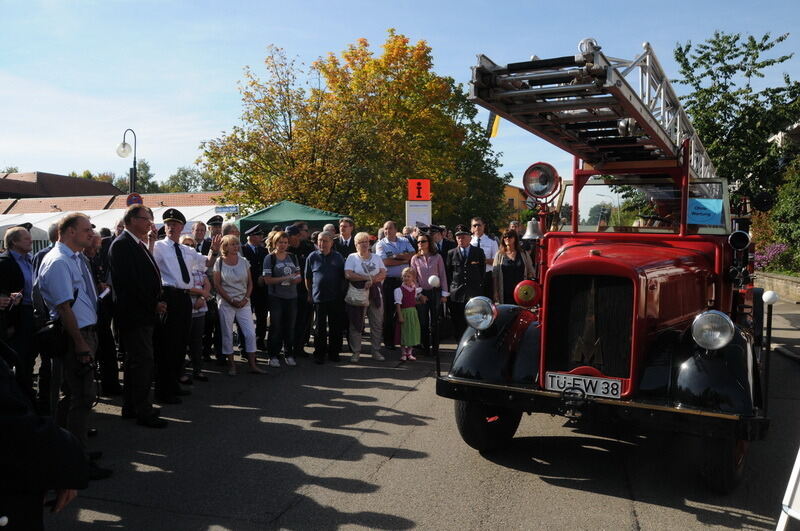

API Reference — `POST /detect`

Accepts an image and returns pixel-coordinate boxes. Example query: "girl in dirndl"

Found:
[395,267,422,361]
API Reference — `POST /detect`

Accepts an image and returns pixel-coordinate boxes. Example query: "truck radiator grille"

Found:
[545,275,633,378]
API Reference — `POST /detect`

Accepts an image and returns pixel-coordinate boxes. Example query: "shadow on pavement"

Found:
[46,348,436,529]
[482,350,800,530]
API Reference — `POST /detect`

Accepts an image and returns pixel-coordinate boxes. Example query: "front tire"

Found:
[454,400,522,453]
[700,436,749,494]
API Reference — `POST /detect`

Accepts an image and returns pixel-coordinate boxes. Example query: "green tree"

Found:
[133,159,162,193]
[2,166,19,173]
[674,32,800,200]
[200,30,509,229]
[163,166,218,192]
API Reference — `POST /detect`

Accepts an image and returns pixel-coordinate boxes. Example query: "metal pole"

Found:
[764,304,773,416]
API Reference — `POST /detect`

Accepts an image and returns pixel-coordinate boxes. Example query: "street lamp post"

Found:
[116,128,137,193]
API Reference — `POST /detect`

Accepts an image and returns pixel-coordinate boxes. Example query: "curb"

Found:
[776,346,800,362]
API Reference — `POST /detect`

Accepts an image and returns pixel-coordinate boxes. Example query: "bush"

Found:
[754,243,789,271]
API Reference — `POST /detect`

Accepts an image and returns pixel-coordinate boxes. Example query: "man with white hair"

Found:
[322,223,337,235]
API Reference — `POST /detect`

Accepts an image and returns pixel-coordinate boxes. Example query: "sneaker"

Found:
[269,357,281,368]
[350,353,360,363]
[285,356,297,367]
[400,354,408,361]
[372,352,385,361]
[407,353,417,361]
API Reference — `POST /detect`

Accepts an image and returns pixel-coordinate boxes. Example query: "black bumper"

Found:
[436,376,770,441]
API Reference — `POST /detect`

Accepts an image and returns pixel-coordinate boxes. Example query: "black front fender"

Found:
[449,305,540,386]
[672,328,756,415]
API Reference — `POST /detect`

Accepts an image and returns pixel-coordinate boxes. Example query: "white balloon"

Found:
[428,274,441,288]
[762,290,779,305]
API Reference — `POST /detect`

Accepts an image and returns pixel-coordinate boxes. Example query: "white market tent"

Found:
[0,206,227,250]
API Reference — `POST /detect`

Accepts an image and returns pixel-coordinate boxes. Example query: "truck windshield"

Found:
[555,178,729,234]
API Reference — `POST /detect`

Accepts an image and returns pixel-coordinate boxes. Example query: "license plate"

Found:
[545,372,622,399]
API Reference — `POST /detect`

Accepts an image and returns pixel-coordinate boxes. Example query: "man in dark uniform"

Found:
[199,215,223,255]
[242,224,269,351]
[151,209,195,405]
[446,224,486,340]
[199,215,223,362]
[287,223,314,357]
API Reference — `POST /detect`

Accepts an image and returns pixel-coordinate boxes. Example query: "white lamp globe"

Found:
[116,142,132,158]
[428,274,441,288]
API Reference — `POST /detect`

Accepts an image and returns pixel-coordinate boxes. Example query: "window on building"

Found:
[508,198,515,209]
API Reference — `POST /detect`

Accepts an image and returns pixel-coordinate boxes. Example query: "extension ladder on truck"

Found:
[470,38,717,179]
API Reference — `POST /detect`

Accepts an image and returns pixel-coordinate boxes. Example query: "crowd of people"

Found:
[0,205,536,528]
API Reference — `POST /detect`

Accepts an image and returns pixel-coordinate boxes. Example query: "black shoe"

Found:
[122,407,160,419]
[176,388,191,396]
[88,450,103,461]
[179,375,193,386]
[193,373,209,382]
[87,428,98,438]
[136,415,168,428]
[156,395,182,405]
[329,355,341,362]
[314,357,324,365]
[88,462,113,480]
[215,358,227,366]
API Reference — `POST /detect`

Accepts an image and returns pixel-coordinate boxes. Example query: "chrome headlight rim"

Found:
[691,310,735,351]
[464,296,497,331]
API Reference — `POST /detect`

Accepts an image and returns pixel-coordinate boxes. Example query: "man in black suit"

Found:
[108,205,167,428]
[446,224,486,340]
[242,224,269,351]
[334,217,356,257]
[0,225,36,398]
[431,225,455,259]
[0,345,90,530]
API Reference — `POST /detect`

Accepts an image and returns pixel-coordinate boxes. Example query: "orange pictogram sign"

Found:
[407,179,431,201]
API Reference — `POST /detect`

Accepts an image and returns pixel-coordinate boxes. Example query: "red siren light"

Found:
[522,162,560,199]
[514,280,542,307]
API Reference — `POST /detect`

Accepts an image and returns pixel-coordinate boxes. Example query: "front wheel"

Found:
[700,436,749,494]
[454,400,522,453]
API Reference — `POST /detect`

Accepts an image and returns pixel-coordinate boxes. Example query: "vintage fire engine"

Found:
[435,38,778,493]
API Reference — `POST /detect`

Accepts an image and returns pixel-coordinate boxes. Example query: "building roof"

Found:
[105,191,222,209]
[0,172,122,198]
[3,195,116,214]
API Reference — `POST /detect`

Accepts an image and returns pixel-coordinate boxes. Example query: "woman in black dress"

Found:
[491,229,535,304]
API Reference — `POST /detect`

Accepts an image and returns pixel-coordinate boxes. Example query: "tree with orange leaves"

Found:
[200,30,511,229]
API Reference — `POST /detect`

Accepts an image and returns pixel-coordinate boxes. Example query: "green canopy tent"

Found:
[237,200,347,237]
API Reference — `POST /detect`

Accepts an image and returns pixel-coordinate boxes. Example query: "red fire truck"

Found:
[435,38,778,493]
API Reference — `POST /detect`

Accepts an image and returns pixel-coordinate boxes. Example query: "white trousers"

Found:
[218,300,257,355]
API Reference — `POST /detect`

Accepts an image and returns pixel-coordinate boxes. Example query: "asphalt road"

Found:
[48,325,800,530]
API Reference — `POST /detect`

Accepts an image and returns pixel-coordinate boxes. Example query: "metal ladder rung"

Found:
[505,95,619,113]
[505,56,582,73]
[495,70,582,86]
[493,83,602,100]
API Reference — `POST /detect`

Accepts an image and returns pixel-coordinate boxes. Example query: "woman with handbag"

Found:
[262,231,301,368]
[344,232,387,362]
[492,229,535,304]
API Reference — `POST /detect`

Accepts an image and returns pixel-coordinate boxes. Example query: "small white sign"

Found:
[405,200,431,227]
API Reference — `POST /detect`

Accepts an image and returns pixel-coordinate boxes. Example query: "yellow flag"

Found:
[487,112,501,138]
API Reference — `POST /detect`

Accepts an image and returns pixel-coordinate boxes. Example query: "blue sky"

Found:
[1,0,798,189]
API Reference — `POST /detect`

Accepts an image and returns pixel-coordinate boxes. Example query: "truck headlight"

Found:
[691,310,735,350]
[465,296,497,331]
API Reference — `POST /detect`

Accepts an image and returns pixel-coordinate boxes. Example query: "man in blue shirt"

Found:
[36,213,112,480]
[375,220,415,350]
[305,232,345,364]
